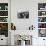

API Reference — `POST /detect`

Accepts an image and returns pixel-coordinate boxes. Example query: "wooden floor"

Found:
[0,45,8,46]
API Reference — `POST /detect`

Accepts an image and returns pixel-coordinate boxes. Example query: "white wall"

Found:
[11,0,38,45]
[11,0,38,30]
[11,0,46,46]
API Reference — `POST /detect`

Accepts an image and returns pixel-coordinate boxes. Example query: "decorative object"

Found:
[17,11,29,19]
[38,17,46,22]
[0,23,8,37]
[0,11,8,16]
[11,23,16,30]
[42,12,45,15]
[38,23,46,28]
[39,29,46,37]
[0,6,1,10]
[0,17,8,22]
[38,3,46,10]
[19,35,32,45]
[29,25,35,30]
[0,3,8,10]
[38,11,46,16]
[5,6,8,10]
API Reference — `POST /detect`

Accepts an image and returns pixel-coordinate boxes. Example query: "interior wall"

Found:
[11,0,46,46]
[11,0,38,30]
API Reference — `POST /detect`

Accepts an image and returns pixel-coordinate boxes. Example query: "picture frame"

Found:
[17,11,29,19]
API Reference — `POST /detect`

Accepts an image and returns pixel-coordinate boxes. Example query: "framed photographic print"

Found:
[17,11,29,19]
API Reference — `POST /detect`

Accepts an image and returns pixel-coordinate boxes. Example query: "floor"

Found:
[0,45,8,46]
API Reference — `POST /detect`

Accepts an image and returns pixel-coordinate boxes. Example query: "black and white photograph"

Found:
[17,11,29,19]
